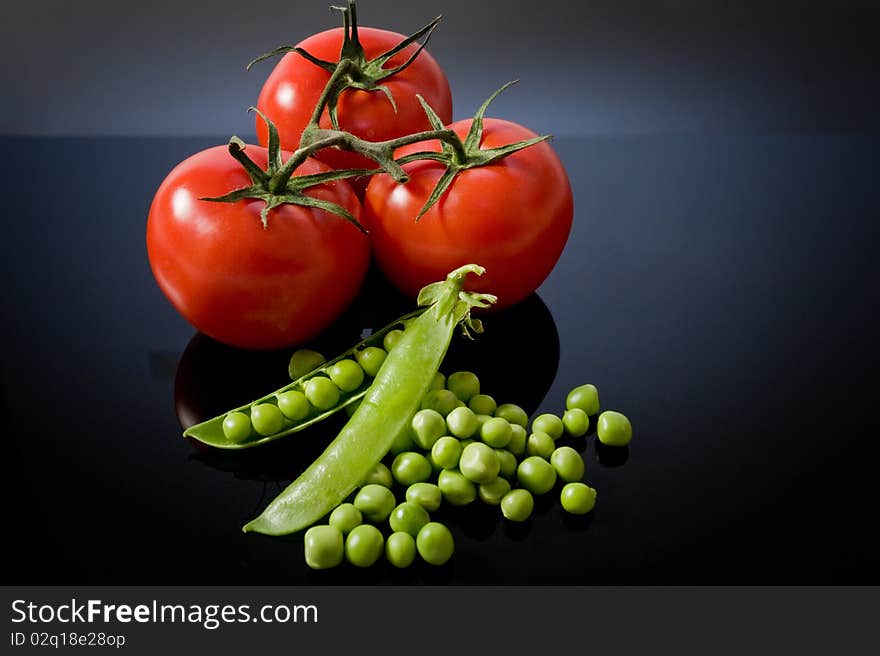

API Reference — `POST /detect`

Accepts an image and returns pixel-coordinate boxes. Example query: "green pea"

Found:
[304,376,340,411]
[277,390,310,421]
[353,484,396,522]
[597,411,633,447]
[327,359,364,392]
[406,482,442,512]
[222,411,251,442]
[361,462,393,488]
[411,409,446,450]
[383,329,404,351]
[478,477,511,505]
[460,438,475,449]
[562,408,590,437]
[495,449,518,479]
[532,413,564,440]
[389,501,430,536]
[446,371,480,402]
[446,406,479,438]
[355,346,387,377]
[437,469,477,506]
[473,414,493,432]
[431,436,462,470]
[566,384,600,415]
[426,450,444,473]
[507,424,527,456]
[468,394,497,416]
[459,442,501,484]
[560,482,597,514]
[288,349,326,380]
[495,403,528,428]
[501,489,534,522]
[517,456,557,495]
[386,532,417,568]
[526,431,555,459]
[420,389,460,417]
[391,451,433,486]
[328,503,362,535]
[480,416,512,448]
[345,524,384,567]
[550,446,585,482]
[250,403,284,436]
[429,372,446,391]
[416,522,455,565]
[303,525,344,570]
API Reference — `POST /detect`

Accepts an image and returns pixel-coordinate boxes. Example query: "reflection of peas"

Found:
[304,525,344,570]
[222,412,251,442]
[304,377,340,410]
[345,524,384,567]
[277,390,309,421]
[250,404,284,436]
[328,359,364,392]
[386,532,416,568]
[416,522,455,565]
[560,483,597,514]
[501,489,534,522]
[597,411,633,447]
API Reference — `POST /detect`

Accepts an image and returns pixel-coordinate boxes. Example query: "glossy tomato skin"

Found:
[147,145,369,350]
[256,26,453,171]
[362,118,573,310]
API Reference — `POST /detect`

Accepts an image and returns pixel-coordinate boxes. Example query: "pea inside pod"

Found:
[183,308,424,450]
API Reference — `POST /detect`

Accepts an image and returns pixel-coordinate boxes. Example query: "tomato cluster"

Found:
[147,1,573,349]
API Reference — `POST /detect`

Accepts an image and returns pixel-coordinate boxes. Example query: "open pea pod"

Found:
[183,309,424,449]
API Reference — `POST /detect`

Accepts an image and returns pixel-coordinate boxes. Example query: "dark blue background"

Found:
[1,1,878,584]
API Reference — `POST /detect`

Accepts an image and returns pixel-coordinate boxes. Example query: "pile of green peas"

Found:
[302,369,633,570]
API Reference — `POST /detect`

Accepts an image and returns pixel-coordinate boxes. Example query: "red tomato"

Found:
[362,118,573,310]
[255,27,452,172]
[147,145,369,350]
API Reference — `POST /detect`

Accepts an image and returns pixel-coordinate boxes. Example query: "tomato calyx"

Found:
[201,109,371,231]
[248,0,442,130]
[397,81,551,221]
[416,264,497,339]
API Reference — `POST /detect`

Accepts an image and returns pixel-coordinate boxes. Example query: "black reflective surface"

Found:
[2,135,877,584]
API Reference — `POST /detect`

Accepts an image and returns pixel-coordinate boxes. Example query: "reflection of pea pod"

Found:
[183,309,425,450]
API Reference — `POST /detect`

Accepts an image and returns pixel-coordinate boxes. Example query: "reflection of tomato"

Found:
[255,27,453,171]
[362,118,573,310]
[146,145,369,350]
